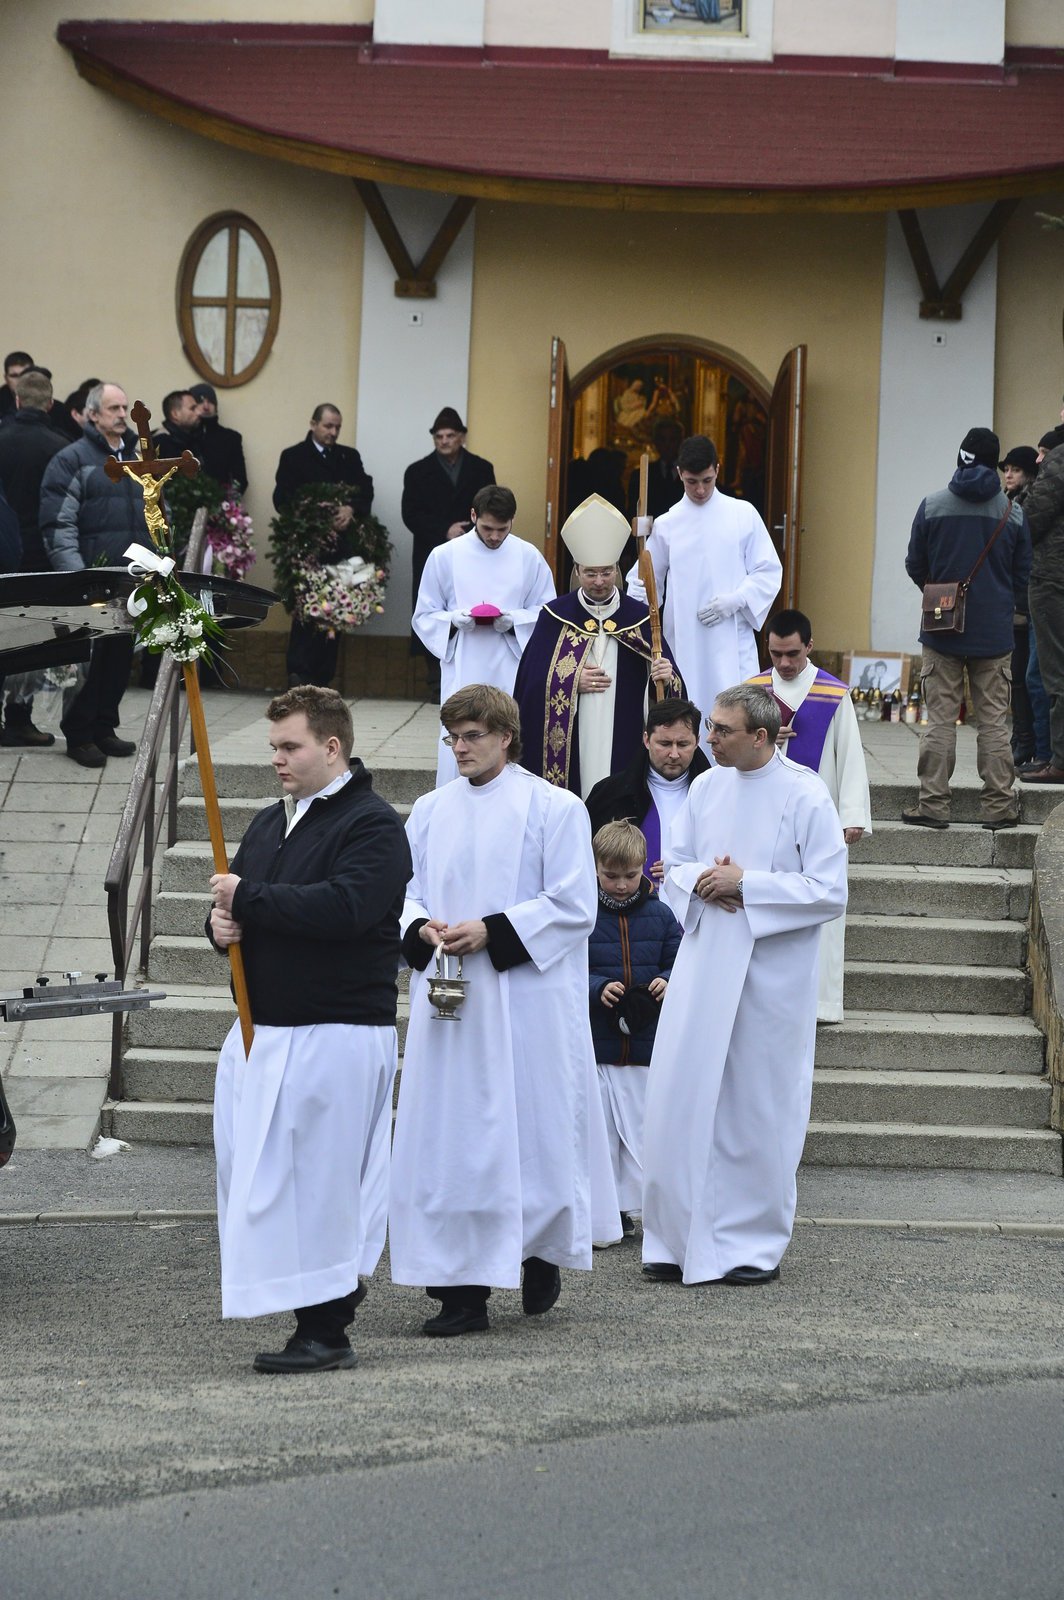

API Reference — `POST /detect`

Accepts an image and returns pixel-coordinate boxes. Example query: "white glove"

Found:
[698,593,742,627]
[492,614,515,633]
[450,611,475,633]
[697,600,724,627]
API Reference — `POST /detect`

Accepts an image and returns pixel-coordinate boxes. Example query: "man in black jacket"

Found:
[152,388,203,462]
[273,403,374,689]
[208,686,411,1373]
[402,406,495,685]
[0,370,70,745]
[585,696,708,883]
[189,382,247,492]
[39,382,143,767]
[904,426,1030,825]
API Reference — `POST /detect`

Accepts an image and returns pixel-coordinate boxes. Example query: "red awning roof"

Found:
[58,22,1064,211]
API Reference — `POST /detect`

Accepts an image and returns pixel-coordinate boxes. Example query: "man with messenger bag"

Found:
[904,427,1030,830]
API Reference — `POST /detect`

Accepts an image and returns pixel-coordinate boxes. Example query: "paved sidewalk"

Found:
[0,687,438,1153]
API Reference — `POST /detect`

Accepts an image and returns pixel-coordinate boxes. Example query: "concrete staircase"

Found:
[104,756,1062,1176]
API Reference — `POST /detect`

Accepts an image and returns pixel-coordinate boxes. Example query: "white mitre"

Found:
[560,493,630,567]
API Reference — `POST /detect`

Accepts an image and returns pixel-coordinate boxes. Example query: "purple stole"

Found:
[747,668,848,773]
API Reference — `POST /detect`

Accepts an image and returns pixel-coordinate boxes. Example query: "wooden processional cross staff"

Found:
[105,401,255,1057]
[632,450,665,702]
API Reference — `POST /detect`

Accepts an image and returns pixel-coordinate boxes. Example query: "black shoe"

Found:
[522,1256,562,1316]
[96,735,136,757]
[1,720,55,747]
[422,1304,490,1337]
[65,741,107,768]
[982,814,1020,831]
[642,1261,683,1282]
[1022,766,1064,784]
[900,809,949,829]
[721,1264,781,1285]
[1018,759,1051,776]
[253,1336,356,1373]
[620,1211,637,1238]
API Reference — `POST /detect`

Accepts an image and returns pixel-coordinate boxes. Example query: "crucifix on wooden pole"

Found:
[632,450,665,702]
[105,401,255,1058]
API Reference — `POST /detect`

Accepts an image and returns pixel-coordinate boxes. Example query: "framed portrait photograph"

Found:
[842,652,912,698]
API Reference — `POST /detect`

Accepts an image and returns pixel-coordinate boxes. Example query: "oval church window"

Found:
[177,213,280,388]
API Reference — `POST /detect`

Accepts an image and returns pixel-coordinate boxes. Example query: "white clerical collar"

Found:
[284,767,351,834]
[578,589,620,619]
[647,765,689,793]
[737,751,781,780]
[773,661,817,699]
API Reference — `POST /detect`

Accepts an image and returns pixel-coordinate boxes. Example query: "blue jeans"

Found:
[1026,628,1051,764]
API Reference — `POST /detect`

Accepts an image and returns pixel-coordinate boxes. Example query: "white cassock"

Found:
[389,762,619,1288]
[215,1025,398,1318]
[576,588,621,799]
[644,751,847,1282]
[627,491,781,751]
[413,530,555,785]
[770,662,871,1022]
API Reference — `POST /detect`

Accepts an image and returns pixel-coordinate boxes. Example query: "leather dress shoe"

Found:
[96,734,136,757]
[721,1264,781,1285]
[253,1336,356,1373]
[422,1304,490,1337]
[1018,759,1051,775]
[1021,766,1064,784]
[642,1261,684,1283]
[982,815,1020,831]
[522,1256,562,1315]
[900,809,948,829]
[65,742,107,768]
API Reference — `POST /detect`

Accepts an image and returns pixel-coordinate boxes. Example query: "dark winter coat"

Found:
[198,415,247,492]
[0,408,70,569]
[585,744,710,841]
[1025,444,1064,580]
[273,435,373,514]
[905,464,1030,658]
[402,449,495,573]
[39,422,146,571]
[588,880,682,1066]
[206,762,411,1028]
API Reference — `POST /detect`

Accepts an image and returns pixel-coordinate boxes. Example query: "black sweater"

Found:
[207,762,411,1027]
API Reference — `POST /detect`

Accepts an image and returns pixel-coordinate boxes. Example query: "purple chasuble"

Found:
[513,590,684,792]
[746,668,848,773]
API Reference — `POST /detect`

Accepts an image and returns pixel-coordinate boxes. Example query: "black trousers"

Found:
[427,1284,491,1308]
[60,635,134,748]
[294,1291,358,1346]
[286,617,339,688]
[1010,621,1035,758]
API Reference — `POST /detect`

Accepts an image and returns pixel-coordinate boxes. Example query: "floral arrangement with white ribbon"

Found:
[125,541,224,664]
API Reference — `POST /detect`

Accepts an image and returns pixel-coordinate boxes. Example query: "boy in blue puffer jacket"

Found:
[589,820,682,1241]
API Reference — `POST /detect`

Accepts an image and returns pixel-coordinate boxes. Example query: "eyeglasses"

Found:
[442,729,493,748]
[705,720,744,738]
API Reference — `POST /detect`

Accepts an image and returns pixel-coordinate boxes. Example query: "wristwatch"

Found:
[735,876,744,901]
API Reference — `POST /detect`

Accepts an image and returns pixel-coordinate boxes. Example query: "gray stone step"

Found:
[844,961,1029,1015]
[122,1049,217,1103]
[849,822,1037,869]
[802,1121,1062,1174]
[182,756,434,806]
[127,983,411,1052]
[155,891,212,939]
[813,1012,1044,1075]
[811,1069,1050,1129]
[847,864,1030,923]
[845,914,1026,968]
[102,1099,212,1145]
[868,779,1063,827]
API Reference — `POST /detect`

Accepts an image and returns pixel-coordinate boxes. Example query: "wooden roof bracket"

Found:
[354,179,476,298]
[897,199,1020,320]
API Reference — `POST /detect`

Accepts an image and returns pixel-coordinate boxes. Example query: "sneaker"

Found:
[65,742,107,768]
[0,720,55,747]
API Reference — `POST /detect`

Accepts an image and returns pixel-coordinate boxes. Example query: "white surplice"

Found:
[412,530,555,785]
[389,762,615,1288]
[642,751,848,1282]
[770,662,871,1022]
[215,1020,397,1318]
[627,491,781,751]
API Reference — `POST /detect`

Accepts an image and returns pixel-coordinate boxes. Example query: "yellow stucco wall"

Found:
[467,204,886,652]
[2,2,370,608]
[995,192,1064,450]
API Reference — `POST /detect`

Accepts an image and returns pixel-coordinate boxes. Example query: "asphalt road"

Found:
[3,1219,1064,1596]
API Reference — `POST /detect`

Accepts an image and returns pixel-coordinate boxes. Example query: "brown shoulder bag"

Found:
[921,502,1014,636]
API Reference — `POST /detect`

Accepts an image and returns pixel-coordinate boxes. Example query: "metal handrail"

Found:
[104,510,208,1098]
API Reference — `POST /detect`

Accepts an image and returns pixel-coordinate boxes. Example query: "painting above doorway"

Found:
[640,1,746,36]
